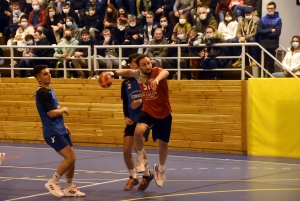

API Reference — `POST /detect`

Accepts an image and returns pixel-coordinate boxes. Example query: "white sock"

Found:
[65,178,73,188]
[143,163,150,177]
[137,150,143,158]
[158,164,165,173]
[51,172,61,183]
[129,169,137,179]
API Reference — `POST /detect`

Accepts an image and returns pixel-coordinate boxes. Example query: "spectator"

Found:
[8,0,27,13]
[28,0,47,33]
[215,0,231,23]
[45,5,64,44]
[61,2,80,28]
[16,15,35,38]
[137,0,161,24]
[257,1,282,74]
[143,11,161,45]
[53,29,79,78]
[116,7,128,43]
[160,15,173,42]
[171,13,192,41]
[194,6,218,34]
[147,28,169,67]
[4,2,25,43]
[272,35,300,78]
[232,0,258,18]
[17,34,36,77]
[232,7,260,67]
[32,30,55,66]
[122,15,144,59]
[82,6,102,38]
[169,0,194,27]
[200,26,227,79]
[113,0,136,16]
[0,0,9,34]
[72,29,99,79]
[86,0,103,18]
[103,4,118,38]
[97,28,120,70]
[188,29,204,79]
[64,16,80,40]
[70,0,87,27]
[191,0,213,25]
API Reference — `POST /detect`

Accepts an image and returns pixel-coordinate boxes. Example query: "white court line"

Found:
[4,178,128,201]
[1,145,300,166]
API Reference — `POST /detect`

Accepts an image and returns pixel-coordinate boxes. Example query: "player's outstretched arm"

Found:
[47,107,69,118]
[111,69,132,77]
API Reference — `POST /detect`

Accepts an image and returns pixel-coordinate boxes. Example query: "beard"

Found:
[141,68,152,76]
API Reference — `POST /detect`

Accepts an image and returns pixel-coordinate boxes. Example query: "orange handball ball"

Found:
[98,72,114,88]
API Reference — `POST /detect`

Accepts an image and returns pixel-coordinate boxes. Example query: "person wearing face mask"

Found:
[16,34,37,77]
[232,7,260,68]
[122,15,144,60]
[16,16,35,37]
[137,0,161,25]
[169,0,194,27]
[272,36,300,78]
[28,0,47,33]
[4,3,25,43]
[257,1,282,75]
[143,12,161,45]
[200,26,228,80]
[44,6,64,44]
[215,0,231,23]
[194,6,218,35]
[159,15,173,42]
[61,2,80,28]
[53,29,79,78]
[171,14,191,41]
[63,16,80,40]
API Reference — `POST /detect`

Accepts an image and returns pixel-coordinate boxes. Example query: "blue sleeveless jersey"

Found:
[122,78,143,123]
[35,87,67,138]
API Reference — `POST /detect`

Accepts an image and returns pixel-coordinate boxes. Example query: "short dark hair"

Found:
[81,29,90,35]
[62,2,69,7]
[128,53,141,64]
[267,1,276,8]
[33,65,48,78]
[34,30,42,35]
[136,54,149,66]
[25,34,34,41]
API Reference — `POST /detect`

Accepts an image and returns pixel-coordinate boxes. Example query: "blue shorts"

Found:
[44,133,73,152]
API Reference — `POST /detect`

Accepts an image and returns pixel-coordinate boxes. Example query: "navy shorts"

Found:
[44,133,73,152]
[124,122,137,137]
[138,111,172,143]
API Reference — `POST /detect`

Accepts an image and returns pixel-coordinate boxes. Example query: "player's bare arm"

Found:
[151,69,169,91]
[47,107,69,118]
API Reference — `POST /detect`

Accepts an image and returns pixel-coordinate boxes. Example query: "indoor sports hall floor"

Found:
[0,142,300,201]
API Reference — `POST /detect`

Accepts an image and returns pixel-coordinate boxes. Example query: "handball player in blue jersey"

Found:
[121,54,152,191]
[33,65,85,197]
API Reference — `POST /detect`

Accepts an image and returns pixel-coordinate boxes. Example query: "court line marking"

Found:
[4,178,128,201]
[120,188,300,201]
[1,145,300,166]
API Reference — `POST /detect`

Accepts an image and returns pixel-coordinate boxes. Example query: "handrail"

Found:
[0,43,298,79]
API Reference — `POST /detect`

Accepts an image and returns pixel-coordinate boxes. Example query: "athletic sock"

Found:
[51,172,61,183]
[129,169,137,179]
[65,178,74,188]
[158,164,165,173]
[137,150,144,158]
[143,164,150,177]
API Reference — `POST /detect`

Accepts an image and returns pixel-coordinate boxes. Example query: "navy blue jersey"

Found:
[35,87,67,138]
[121,77,143,123]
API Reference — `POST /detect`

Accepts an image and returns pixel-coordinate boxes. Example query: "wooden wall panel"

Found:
[0,78,247,154]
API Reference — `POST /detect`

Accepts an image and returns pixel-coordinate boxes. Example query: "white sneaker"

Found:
[0,153,5,165]
[153,164,166,187]
[63,185,86,197]
[136,157,146,173]
[45,179,63,197]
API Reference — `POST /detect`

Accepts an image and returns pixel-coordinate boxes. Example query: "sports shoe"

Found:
[63,184,86,197]
[0,153,5,165]
[138,171,154,191]
[124,176,139,190]
[136,157,147,173]
[45,179,63,197]
[153,164,166,187]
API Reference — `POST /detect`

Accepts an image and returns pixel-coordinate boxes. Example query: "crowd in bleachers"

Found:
[0,0,286,80]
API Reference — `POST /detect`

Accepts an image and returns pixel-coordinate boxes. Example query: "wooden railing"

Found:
[0,78,247,154]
